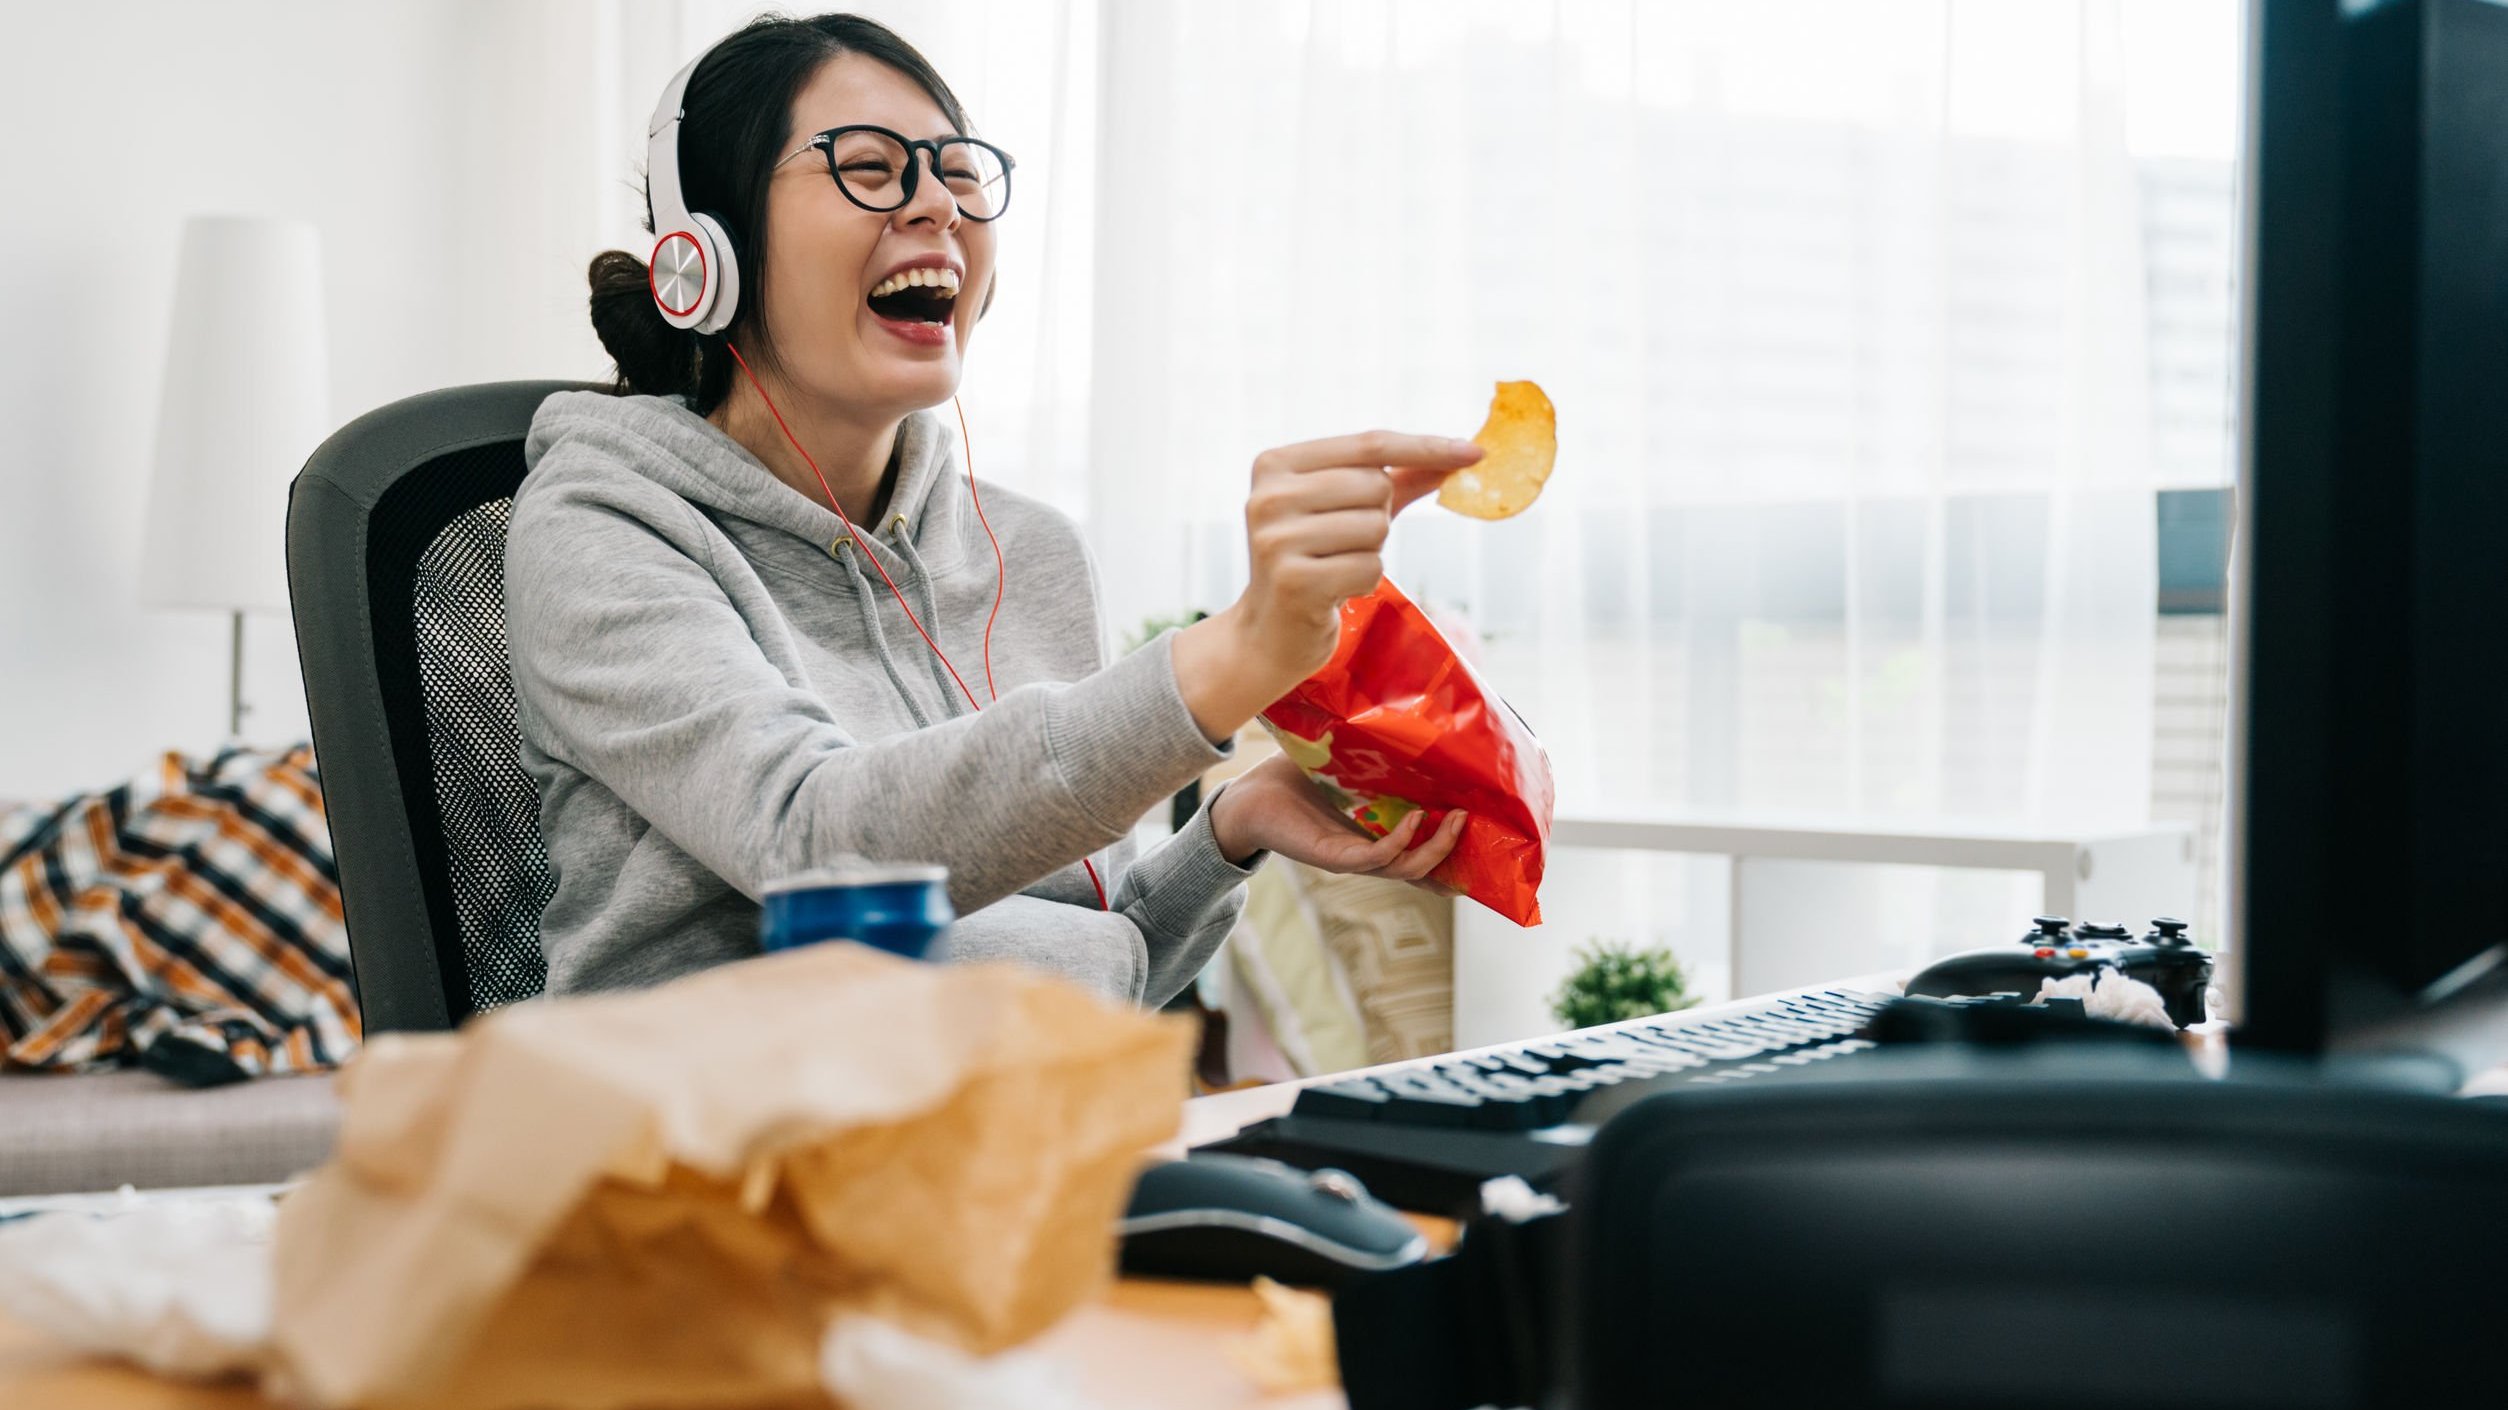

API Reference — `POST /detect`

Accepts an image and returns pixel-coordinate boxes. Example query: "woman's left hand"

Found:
[1207,754,1465,892]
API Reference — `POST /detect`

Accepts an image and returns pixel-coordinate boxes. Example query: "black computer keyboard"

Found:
[1200,988,1895,1214]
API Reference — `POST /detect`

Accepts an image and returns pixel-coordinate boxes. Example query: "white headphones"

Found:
[645,53,741,334]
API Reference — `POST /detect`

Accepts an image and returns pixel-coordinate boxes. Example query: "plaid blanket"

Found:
[0,744,360,1084]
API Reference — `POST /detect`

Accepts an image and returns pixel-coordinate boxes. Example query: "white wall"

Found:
[0,2,625,800]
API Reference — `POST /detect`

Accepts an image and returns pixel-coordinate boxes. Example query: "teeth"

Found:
[869,266,961,300]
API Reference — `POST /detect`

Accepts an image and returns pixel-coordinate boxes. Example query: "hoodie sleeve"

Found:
[1045,527,1262,1005]
[1105,784,1262,1006]
[505,481,1234,921]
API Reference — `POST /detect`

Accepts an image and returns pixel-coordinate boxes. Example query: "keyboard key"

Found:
[1490,1051,1553,1079]
[1294,1080,1393,1121]
[1663,1035,1761,1062]
[1375,1075,1484,1127]
[1457,1077,1553,1130]
[1525,1076,1580,1123]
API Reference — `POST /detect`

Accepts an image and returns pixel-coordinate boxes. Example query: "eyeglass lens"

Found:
[825,130,1010,219]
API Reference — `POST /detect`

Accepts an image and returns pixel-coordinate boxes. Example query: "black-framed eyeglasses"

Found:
[778,124,1015,222]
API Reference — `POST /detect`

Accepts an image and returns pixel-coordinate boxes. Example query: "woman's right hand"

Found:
[1172,430,1484,742]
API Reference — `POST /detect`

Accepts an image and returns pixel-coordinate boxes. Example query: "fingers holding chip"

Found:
[1438,380,1556,521]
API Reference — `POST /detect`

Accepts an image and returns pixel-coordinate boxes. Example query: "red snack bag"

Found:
[1260,577,1555,925]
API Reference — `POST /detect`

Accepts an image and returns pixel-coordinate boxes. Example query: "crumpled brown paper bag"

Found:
[267,942,1194,1409]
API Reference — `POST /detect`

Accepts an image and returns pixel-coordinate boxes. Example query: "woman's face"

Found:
[754,53,994,420]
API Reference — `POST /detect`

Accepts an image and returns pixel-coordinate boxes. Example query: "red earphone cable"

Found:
[722,341,1109,910]
[952,392,1105,908]
[956,395,1009,707]
[724,343,979,707]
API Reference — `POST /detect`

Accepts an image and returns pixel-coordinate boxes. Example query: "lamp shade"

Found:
[139,215,332,614]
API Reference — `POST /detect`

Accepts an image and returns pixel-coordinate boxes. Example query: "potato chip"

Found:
[1224,1277,1340,1394]
[1439,379,1556,520]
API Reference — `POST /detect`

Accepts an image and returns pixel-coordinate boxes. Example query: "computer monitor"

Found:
[2231,0,2508,1070]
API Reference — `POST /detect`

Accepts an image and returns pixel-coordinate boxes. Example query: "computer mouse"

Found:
[1117,1153,1429,1288]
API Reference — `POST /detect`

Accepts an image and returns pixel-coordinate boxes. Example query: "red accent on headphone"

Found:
[649,231,708,319]
[722,341,1112,911]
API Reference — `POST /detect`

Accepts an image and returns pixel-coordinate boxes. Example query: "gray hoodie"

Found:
[505,390,1255,1003]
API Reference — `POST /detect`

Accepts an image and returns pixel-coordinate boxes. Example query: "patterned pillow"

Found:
[0,744,357,1084]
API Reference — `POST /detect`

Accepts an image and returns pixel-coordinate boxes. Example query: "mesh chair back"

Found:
[288,381,591,1031]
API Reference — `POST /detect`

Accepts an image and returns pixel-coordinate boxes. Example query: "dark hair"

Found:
[587,13,974,413]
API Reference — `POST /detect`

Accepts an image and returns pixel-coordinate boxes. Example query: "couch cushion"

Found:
[0,1072,338,1197]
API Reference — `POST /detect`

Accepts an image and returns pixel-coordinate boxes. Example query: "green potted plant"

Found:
[1549,939,1698,1030]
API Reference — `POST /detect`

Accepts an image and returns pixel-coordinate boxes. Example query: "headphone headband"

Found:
[645,52,738,334]
[646,57,699,231]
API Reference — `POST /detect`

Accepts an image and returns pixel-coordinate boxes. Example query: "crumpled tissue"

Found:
[2036,968,2179,1030]
[0,1188,275,1380]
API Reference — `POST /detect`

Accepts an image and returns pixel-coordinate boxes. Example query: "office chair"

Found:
[287,380,592,1033]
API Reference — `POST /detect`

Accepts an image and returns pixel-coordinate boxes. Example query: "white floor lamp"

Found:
[138,215,332,743]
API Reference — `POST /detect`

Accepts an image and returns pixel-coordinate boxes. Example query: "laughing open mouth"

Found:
[867,266,960,325]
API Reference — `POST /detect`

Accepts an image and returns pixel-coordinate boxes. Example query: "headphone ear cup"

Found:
[689,212,740,335]
[648,222,717,331]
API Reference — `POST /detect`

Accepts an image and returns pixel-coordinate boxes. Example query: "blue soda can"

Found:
[759,859,953,959]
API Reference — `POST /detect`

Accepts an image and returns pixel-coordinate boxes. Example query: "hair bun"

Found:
[587,249,698,398]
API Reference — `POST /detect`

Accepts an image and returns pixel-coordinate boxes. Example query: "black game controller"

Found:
[1904,916,2215,1028]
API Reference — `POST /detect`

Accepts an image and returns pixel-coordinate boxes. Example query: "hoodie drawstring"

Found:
[888,521,971,714]
[831,540,934,731]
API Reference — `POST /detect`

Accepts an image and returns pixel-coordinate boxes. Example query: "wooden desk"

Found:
[0,1270,1354,1410]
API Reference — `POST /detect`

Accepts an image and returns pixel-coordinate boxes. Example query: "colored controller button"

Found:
[2034,947,2056,958]
[2067,947,2089,959]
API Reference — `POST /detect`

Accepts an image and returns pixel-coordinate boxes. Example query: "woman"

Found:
[509,13,1482,1002]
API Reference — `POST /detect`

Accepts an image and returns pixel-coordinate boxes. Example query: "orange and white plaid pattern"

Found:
[0,744,360,1082]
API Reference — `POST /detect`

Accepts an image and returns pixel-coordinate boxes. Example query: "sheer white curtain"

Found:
[1092,0,2163,822]
[1080,0,2204,994]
